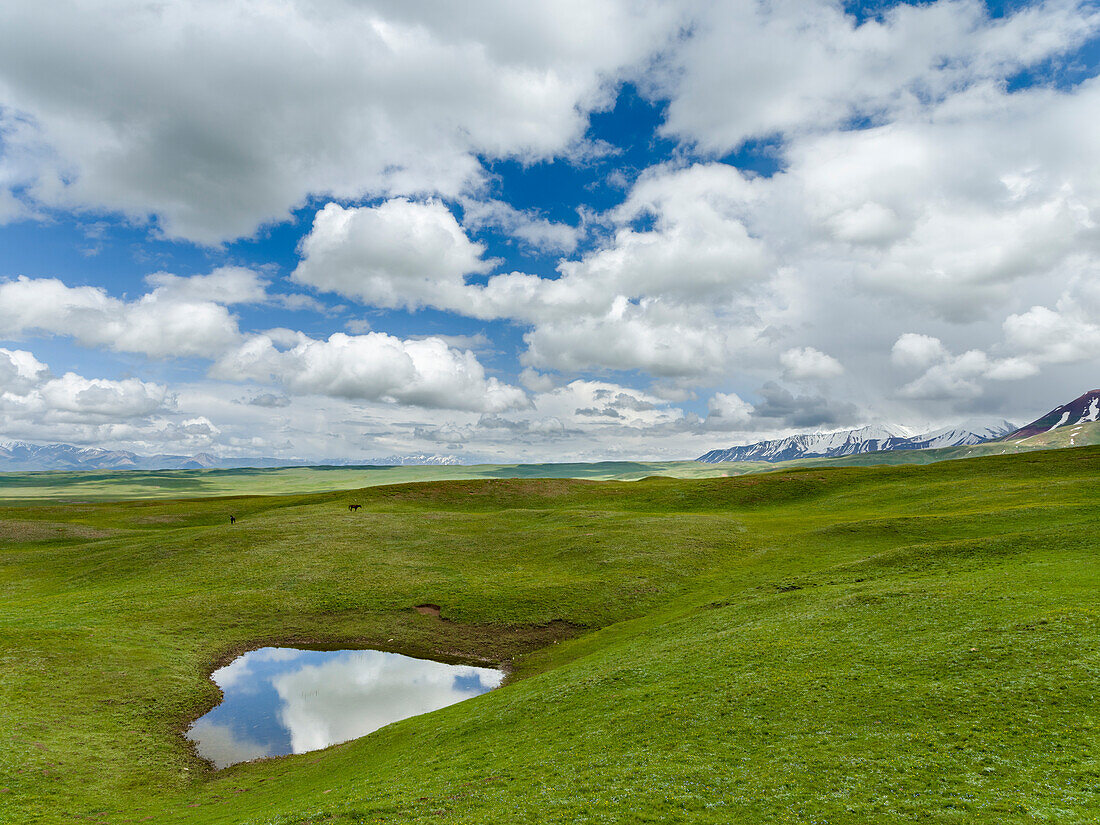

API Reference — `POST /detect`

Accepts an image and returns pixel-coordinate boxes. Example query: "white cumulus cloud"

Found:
[0,272,254,359]
[292,199,494,310]
[780,347,844,380]
[891,334,949,371]
[656,0,1100,151]
[0,347,50,393]
[0,0,679,243]
[0,349,170,423]
[212,331,527,413]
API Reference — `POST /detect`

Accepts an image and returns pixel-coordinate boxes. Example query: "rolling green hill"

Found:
[1001,418,1100,449]
[2,446,1098,823]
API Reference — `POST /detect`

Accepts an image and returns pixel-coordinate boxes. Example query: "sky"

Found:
[0,0,1098,463]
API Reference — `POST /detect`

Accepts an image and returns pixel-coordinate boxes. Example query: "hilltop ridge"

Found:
[1002,389,1100,441]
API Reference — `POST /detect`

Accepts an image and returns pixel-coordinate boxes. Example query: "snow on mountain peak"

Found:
[1005,389,1100,441]
[696,418,1017,464]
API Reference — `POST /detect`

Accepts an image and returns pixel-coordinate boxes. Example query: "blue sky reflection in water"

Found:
[186,648,504,769]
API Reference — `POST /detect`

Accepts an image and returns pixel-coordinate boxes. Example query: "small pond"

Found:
[185,647,505,768]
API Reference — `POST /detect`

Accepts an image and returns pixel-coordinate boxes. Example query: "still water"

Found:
[186,647,505,768]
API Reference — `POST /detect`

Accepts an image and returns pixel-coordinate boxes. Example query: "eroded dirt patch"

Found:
[132,514,189,524]
[0,520,118,543]
[415,604,442,616]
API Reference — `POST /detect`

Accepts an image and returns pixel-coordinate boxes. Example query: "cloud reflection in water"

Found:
[185,647,504,768]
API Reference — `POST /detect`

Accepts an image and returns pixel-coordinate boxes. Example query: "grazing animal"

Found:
[348,504,362,512]
[229,515,236,524]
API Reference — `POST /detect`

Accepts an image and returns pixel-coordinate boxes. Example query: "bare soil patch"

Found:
[132,514,188,524]
[0,520,118,543]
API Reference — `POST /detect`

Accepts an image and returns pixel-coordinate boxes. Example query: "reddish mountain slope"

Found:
[1004,389,1100,441]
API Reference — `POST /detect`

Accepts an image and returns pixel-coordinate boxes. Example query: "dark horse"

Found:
[348,504,362,512]
[229,515,236,524]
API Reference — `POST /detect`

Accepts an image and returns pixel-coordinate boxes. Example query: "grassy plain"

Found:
[0,460,764,501]
[5,420,1097,502]
[1,447,1098,823]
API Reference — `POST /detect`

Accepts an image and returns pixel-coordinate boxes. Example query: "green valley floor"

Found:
[1,447,1098,823]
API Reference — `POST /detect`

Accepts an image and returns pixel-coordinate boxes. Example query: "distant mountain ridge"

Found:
[5,392,1097,473]
[697,420,1016,464]
[0,442,463,472]
[1001,389,1100,441]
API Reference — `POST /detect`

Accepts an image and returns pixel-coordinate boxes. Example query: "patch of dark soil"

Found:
[0,520,119,543]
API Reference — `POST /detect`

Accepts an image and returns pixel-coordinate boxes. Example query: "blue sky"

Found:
[0,0,1098,461]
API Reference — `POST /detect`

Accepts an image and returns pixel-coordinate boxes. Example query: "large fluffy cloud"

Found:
[1002,303,1100,367]
[0,0,679,242]
[781,347,844,381]
[532,75,1100,390]
[5,1,1090,245]
[787,81,1100,319]
[894,292,1100,402]
[0,269,267,359]
[655,0,1100,151]
[35,373,170,419]
[292,165,775,378]
[288,65,1100,395]
[0,268,529,415]
[0,348,170,422]
[892,334,950,371]
[212,331,527,413]
[0,347,49,393]
[291,199,494,309]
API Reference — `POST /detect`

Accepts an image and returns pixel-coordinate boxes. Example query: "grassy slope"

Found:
[1002,419,1100,449]
[0,448,1098,823]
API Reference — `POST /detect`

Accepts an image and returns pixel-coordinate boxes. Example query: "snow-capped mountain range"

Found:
[1003,389,1100,440]
[0,442,464,472]
[3,392,1096,472]
[697,420,1017,464]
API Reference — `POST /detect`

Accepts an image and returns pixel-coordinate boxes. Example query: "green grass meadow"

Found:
[1,447,1098,823]
[0,460,760,501]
